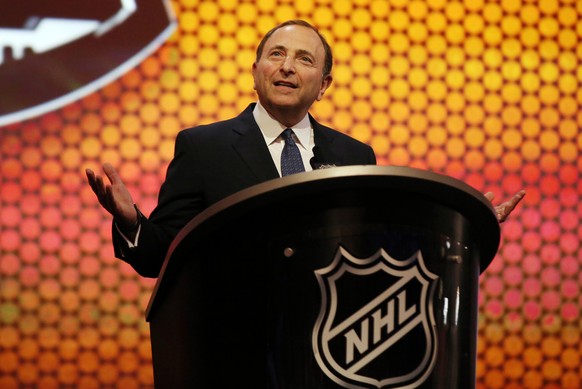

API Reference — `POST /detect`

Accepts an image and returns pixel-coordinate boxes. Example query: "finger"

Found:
[86,169,100,191]
[496,191,526,222]
[502,191,526,214]
[507,190,526,208]
[94,175,106,197]
[104,184,117,212]
[87,170,103,195]
[95,177,115,214]
[85,169,108,206]
[496,207,507,222]
[103,163,123,186]
[85,168,95,182]
[484,191,494,202]
[502,190,525,209]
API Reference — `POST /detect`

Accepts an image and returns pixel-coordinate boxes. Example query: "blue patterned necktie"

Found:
[280,128,305,176]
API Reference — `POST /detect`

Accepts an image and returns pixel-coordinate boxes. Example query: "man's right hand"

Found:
[85,163,138,231]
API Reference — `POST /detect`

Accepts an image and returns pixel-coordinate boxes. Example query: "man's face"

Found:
[252,25,332,123]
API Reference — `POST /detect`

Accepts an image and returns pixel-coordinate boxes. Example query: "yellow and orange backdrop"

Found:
[1,0,581,388]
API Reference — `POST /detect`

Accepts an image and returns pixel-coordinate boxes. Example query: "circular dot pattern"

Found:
[1,1,581,387]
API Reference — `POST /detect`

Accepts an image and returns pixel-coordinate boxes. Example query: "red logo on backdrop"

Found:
[313,246,439,388]
[0,0,176,126]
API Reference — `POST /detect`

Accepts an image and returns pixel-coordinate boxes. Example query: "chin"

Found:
[268,97,300,109]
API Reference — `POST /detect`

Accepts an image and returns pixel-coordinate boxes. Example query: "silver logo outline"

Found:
[312,246,439,389]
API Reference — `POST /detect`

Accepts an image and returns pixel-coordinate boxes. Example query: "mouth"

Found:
[274,81,298,89]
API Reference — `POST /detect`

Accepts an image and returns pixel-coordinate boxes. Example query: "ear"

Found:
[251,62,258,90]
[316,74,333,101]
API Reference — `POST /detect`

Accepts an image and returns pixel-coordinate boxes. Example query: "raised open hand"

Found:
[484,190,526,223]
[85,163,138,229]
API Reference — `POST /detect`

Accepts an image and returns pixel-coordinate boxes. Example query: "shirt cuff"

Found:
[115,222,142,248]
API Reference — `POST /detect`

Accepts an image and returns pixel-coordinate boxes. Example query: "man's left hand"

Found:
[484,190,526,223]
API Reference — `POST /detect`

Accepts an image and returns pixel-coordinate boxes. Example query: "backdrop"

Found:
[1,0,580,388]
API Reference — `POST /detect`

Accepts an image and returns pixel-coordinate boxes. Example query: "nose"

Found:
[280,55,295,73]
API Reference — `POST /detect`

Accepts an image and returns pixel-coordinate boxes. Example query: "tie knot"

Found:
[282,128,295,143]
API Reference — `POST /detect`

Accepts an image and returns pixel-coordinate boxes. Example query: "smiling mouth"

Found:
[274,81,297,88]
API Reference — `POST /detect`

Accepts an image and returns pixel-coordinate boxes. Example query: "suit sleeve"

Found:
[112,130,206,277]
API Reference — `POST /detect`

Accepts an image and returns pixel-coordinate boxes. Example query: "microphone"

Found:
[310,145,337,170]
[310,145,323,170]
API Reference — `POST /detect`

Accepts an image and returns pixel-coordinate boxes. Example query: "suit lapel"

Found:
[231,105,280,182]
[311,116,341,168]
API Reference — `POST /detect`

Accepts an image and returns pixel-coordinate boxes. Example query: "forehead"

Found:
[263,25,325,56]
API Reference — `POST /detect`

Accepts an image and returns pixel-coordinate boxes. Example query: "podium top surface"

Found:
[145,165,501,319]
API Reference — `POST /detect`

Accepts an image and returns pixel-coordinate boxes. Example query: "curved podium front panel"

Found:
[145,166,500,388]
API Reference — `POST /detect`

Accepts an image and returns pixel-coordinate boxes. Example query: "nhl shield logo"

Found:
[312,246,438,388]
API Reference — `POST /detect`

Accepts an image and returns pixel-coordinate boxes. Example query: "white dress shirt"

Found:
[253,101,314,176]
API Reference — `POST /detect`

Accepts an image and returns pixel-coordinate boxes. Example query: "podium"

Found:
[145,166,500,388]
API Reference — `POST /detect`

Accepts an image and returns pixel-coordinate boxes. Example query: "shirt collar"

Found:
[252,101,312,148]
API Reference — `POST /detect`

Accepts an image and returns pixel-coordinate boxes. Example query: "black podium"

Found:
[145,166,500,388]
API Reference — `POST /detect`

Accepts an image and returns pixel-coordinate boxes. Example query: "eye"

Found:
[300,56,313,64]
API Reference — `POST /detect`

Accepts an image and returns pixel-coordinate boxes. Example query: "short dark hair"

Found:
[255,20,333,77]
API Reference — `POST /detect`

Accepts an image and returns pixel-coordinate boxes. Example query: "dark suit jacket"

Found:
[114,103,376,276]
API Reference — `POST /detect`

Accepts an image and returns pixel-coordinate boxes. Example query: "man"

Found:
[86,20,377,277]
[86,20,524,277]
